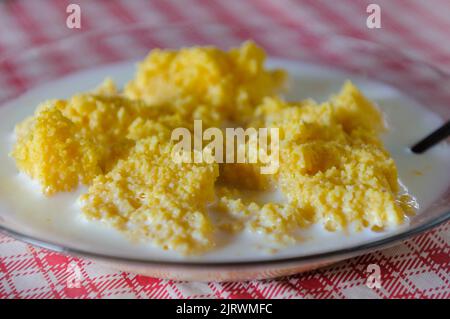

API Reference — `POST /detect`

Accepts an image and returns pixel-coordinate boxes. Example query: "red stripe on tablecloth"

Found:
[6,1,49,46]
[301,0,368,39]
[52,0,126,63]
[204,0,301,57]
[143,0,207,46]
[100,0,137,25]
[249,0,324,44]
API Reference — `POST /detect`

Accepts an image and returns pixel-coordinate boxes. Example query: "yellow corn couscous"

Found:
[11,41,414,255]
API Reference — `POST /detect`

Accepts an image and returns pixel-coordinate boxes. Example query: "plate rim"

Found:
[0,22,449,269]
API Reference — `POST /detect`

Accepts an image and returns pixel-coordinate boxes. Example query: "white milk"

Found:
[0,59,449,262]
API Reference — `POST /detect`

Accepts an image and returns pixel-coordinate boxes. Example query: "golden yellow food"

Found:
[218,82,409,241]
[124,41,286,126]
[13,85,191,179]
[12,105,101,195]
[11,42,413,255]
[80,137,219,254]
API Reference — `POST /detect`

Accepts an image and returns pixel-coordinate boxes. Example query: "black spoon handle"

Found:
[411,120,450,154]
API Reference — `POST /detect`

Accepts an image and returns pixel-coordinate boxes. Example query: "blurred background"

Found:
[0,0,449,299]
[1,0,450,72]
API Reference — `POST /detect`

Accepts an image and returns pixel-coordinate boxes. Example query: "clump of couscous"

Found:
[124,41,286,126]
[216,82,411,243]
[12,105,102,195]
[11,42,414,255]
[80,137,219,255]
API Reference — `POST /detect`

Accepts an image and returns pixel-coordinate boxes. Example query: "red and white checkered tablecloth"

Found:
[0,0,449,299]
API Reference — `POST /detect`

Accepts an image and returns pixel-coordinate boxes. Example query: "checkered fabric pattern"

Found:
[0,0,449,299]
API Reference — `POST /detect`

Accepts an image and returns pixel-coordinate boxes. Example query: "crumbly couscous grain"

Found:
[11,42,414,255]
[11,106,102,195]
[216,82,413,242]
[80,137,219,254]
[124,41,286,126]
